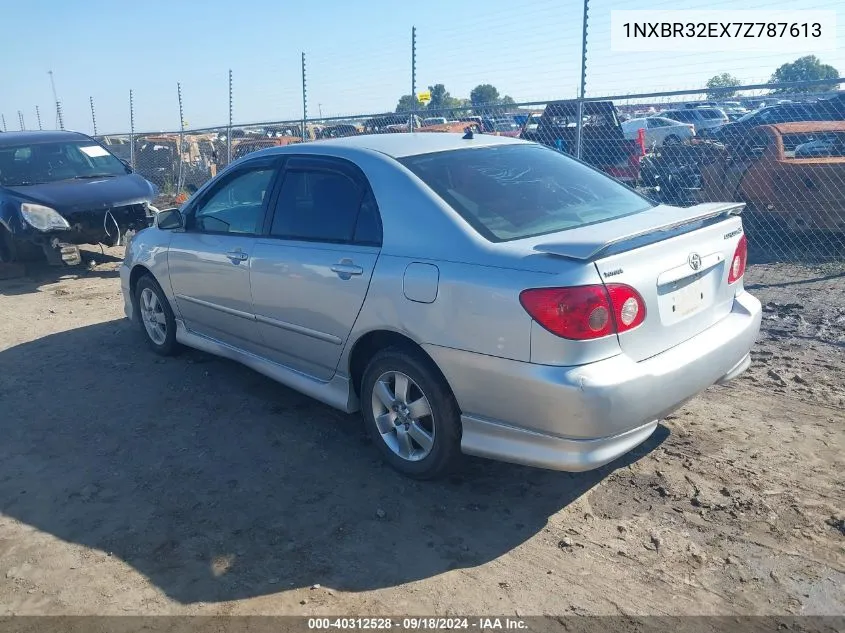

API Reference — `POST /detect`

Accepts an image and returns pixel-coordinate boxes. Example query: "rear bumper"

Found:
[424,291,761,471]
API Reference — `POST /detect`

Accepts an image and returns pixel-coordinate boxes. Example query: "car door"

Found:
[167,157,280,352]
[250,156,382,380]
[645,118,666,146]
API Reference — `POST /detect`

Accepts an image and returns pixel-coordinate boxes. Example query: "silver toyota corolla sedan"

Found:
[120,133,761,479]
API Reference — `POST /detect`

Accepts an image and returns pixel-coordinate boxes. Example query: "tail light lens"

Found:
[606,284,647,332]
[728,234,748,284]
[519,284,646,341]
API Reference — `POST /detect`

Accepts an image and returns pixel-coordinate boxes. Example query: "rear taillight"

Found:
[728,234,748,284]
[606,284,647,332]
[519,284,646,341]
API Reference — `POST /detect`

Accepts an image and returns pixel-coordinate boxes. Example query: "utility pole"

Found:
[410,26,417,132]
[177,82,185,194]
[575,0,589,159]
[227,69,233,164]
[90,96,98,136]
[301,52,307,140]
[129,90,135,169]
[48,70,64,130]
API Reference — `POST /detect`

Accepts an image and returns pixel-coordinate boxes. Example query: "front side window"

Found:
[399,144,653,242]
[192,166,275,234]
[270,169,378,244]
[0,141,128,186]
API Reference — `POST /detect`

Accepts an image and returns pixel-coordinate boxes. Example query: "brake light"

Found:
[519,284,646,341]
[728,234,748,284]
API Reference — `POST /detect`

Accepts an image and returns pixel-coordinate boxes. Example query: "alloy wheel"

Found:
[370,371,435,462]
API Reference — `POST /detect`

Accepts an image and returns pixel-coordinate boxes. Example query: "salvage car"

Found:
[659,107,729,136]
[520,100,644,184]
[317,124,361,139]
[0,131,156,265]
[709,103,820,145]
[697,122,845,233]
[232,137,303,161]
[121,133,761,479]
[621,117,695,148]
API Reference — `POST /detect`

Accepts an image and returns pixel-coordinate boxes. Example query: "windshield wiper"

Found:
[71,173,119,180]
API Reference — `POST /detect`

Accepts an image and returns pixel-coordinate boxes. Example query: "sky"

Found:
[0,0,842,134]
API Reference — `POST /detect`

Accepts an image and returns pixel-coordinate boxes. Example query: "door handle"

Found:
[331,261,364,278]
[226,250,249,263]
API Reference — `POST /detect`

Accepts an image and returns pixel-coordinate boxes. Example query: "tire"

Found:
[663,134,681,146]
[134,274,180,356]
[360,346,462,480]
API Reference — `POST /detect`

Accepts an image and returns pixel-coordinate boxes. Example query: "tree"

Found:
[705,73,741,99]
[470,84,500,108]
[426,84,463,115]
[428,84,449,110]
[769,55,840,93]
[395,94,421,113]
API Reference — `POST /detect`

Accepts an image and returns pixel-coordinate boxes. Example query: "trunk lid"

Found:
[533,202,746,362]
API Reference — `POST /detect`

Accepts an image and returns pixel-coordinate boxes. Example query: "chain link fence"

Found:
[91,82,844,265]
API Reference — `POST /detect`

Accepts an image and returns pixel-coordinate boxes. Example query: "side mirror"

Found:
[120,159,133,172]
[156,208,183,230]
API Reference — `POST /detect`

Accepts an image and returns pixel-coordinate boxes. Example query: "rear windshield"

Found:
[698,109,726,119]
[398,144,653,242]
[785,132,845,158]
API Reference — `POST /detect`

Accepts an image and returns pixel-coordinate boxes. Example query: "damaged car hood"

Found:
[3,174,155,215]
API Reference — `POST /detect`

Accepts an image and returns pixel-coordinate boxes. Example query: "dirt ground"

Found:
[0,246,842,617]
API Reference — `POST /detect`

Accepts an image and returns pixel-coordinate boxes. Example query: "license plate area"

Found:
[672,277,705,317]
[658,271,714,324]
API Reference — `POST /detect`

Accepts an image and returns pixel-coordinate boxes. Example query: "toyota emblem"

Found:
[688,253,702,271]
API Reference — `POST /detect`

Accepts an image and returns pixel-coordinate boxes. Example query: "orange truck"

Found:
[697,122,845,233]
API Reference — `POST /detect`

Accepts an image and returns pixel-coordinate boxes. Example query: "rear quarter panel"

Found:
[341,250,613,378]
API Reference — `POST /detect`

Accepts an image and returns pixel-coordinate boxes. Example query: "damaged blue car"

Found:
[0,130,157,266]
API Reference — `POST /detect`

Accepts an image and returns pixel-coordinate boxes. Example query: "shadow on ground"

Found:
[0,319,667,604]
[0,252,122,297]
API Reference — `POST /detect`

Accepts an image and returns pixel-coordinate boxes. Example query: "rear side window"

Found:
[399,144,653,243]
[665,110,692,122]
[270,169,381,245]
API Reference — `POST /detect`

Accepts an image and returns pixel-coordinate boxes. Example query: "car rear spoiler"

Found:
[533,202,745,261]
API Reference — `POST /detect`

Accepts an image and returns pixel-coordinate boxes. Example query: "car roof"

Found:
[0,130,92,147]
[252,132,527,159]
[767,121,845,134]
